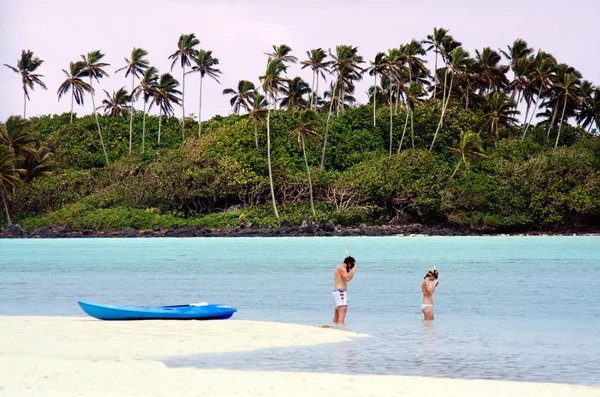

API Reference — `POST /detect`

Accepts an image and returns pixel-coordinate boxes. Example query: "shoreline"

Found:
[2,222,600,239]
[1,316,598,397]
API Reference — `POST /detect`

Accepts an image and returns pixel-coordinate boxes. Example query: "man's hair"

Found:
[343,256,356,265]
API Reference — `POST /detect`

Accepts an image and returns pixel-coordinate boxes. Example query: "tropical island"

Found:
[1,29,599,237]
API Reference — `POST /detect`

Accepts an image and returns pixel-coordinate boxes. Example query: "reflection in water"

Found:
[164,318,600,386]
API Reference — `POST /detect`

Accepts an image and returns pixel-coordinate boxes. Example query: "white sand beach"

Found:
[0,316,598,397]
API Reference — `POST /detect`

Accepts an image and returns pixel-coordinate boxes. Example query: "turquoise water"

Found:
[1,236,599,385]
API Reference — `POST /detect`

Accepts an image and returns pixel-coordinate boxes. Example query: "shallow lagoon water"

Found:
[1,236,599,385]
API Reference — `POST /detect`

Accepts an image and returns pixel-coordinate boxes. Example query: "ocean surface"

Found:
[1,236,599,385]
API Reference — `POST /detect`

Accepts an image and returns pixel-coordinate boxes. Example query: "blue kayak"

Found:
[78,300,237,320]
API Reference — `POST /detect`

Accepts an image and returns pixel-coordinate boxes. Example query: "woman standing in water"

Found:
[421,268,439,320]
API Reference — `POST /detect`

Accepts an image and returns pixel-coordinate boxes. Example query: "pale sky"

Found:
[1,0,598,122]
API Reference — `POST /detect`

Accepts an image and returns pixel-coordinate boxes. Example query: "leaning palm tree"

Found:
[135,67,158,152]
[169,33,200,143]
[259,58,286,223]
[116,47,149,156]
[245,92,268,149]
[0,146,23,226]
[522,51,557,139]
[57,61,91,123]
[79,50,110,166]
[449,131,485,179]
[186,49,221,137]
[481,92,520,145]
[290,109,321,217]
[98,88,131,117]
[550,73,582,148]
[4,50,47,118]
[301,48,332,109]
[430,47,470,152]
[222,80,256,114]
[321,45,364,168]
[153,73,182,144]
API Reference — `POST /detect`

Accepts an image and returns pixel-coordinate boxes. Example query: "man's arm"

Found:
[340,266,356,282]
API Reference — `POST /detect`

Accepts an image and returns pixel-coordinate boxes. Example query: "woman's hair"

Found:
[425,268,439,279]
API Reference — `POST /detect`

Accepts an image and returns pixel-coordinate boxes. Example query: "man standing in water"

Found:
[332,256,357,324]
[421,268,439,320]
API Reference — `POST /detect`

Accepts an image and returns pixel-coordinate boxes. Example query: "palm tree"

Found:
[222,80,256,114]
[577,87,600,133]
[186,50,221,137]
[290,109,321,217]
[430,47,470,152]
[550,73,582,148]
[321,45,364,168]
[280,77,310,110]
[500,39,533,104]
[0,116,36,160]
[0,146,23,226]
[135,67,158,152]
[522,51,556,139]
[116,48,149,156]
[245,92,267,149]
[449,131,484,179]
[98,88,132,117]
[259,58,286,223]
[481,92,520,145]
[169,33,200,143]
[57,61,91,123]
[475,47,508,94]
[4,50,47,118]
[265,44,298,72]
[79,50,110,166]
[301,48,332,109]
[366,52,387,126]
[153,73,182,144]
[422,27,449,100]
[399,82,425,152]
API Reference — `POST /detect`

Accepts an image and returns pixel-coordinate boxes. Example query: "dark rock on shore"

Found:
[1,222,599,239]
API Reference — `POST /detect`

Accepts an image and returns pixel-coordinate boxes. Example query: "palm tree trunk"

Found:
[450,159,462,180]
[23,90,26,119]
[410,108,415,151]
[70,89,74,123]
[90,77,109,167]
[399,106,409,152]
[198,76,203,137]
[266,94,280,223]
[432,51,438,99]
[555,98,568,149]
[373,74,377,127]
[523,85,543,139]
[302,136,315,217]
[158,109,162,144]
[314,73,320,109]
[389,88,394,155]
[254,122,259,149]
[430,72,454,151]
[321,76,339,168]
[2,191,11,226]
[129,75,135,157]
[547,102,559,139]
[441,68,448,107]
[181,65,186,143]
[310,70,316,110]
[465,85,469,109]
[142,101,147,153]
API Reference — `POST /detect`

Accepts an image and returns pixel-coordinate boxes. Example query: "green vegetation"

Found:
[1,28,599,232]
